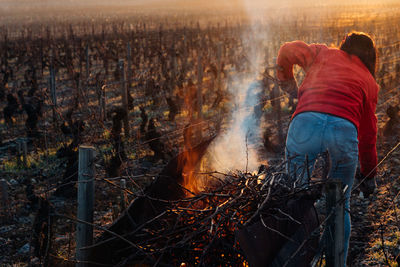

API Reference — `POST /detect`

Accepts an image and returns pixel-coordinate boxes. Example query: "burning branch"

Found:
[89,162,323,266]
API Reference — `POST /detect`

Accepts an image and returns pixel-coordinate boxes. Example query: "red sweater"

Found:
[277,41,379,177]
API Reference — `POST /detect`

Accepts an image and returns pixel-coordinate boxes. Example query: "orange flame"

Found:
[179,121,209,196]
[178,77,207,196]
[181,150,203,195]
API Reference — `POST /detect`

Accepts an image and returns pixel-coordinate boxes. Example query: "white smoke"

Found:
[204,0,269,174]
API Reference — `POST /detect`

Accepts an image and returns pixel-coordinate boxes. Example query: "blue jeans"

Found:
[285,112,359,266]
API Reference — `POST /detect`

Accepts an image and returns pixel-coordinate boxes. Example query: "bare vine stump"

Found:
[118,60,130,138]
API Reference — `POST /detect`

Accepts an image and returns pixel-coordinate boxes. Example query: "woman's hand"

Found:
[356,169,376,198]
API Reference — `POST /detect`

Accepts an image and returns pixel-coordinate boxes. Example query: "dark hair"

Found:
[339,32,377,77]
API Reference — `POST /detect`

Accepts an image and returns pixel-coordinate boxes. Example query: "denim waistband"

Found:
[293,111,357,132]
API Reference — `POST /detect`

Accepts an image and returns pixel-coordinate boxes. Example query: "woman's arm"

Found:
[276,40,322,81]
[358,83,379,178]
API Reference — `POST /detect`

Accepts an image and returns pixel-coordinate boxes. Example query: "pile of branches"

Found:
[114,163,323,266]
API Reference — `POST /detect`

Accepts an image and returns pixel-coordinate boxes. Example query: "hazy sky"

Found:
[0,0,398,21]
[0,0,398,8]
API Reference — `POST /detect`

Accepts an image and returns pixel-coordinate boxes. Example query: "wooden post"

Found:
[171,55,177,93]
[126,42,132,91]
[0,179,10,220]
[118,60,130,138]
[217,42,222,93]
[102,85,107,123]
[22,140,28,167]
[49,65,56,105]
[97,83,102,122]
[197,54,203,118]
[182,33,188,70]
[120,178,127,212]
[49,63,57,126]
[85,44,90,81]
[273,80,284,144]
[76,146,95,267]
[325,180,345,267]
[16,141,22,166]
[102,85,107,121]
[196,54,203,139]
[78,78,89,110]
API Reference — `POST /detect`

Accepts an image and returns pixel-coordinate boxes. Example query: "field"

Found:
[1,1,400,266]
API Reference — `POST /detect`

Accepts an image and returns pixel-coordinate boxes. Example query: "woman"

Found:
[276,32,379,265]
